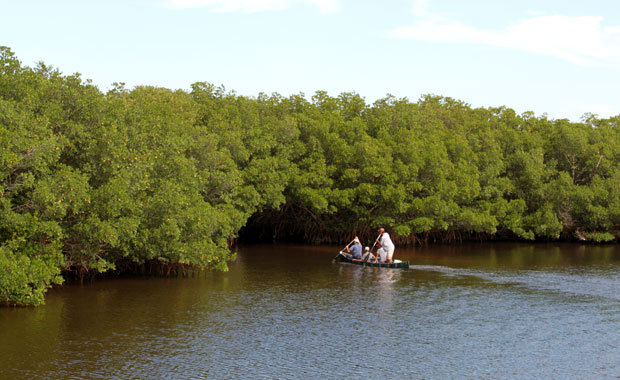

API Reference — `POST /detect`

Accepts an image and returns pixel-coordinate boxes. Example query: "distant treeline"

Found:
[2,46,620,305]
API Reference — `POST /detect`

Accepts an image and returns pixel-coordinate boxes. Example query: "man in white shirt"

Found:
[376,227,395,263]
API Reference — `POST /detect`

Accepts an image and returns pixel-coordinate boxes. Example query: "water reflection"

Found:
[1,243,619,379]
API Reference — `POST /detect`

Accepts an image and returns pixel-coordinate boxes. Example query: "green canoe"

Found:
[335,252,409,269]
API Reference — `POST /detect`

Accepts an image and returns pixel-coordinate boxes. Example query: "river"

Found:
[1,243,619,379]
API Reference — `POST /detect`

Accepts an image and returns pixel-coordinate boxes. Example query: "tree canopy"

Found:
[2,47,620,305]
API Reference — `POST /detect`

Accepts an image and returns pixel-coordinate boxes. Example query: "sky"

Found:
[2,0,620,121]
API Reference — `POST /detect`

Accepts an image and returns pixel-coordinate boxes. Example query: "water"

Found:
[1,243,619,379]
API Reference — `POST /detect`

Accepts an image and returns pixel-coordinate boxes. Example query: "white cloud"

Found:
[308,0,339,13]
[411,0,431,18]
[388,0,620,65]
[163,0,340,13]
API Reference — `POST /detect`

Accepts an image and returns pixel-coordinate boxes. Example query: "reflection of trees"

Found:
[401,243,620,269]
[2,243,619,379]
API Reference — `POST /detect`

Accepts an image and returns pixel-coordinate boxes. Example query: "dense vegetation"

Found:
[2,46,620,305]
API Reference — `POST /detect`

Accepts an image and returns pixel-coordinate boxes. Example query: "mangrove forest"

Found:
[2,46,620,305]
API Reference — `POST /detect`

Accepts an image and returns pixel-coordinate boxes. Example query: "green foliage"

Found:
[2,46,620,305]
[0,216,64,306]
[583,231,615,243]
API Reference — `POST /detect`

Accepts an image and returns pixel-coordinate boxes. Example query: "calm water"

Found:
[1,243,619,379]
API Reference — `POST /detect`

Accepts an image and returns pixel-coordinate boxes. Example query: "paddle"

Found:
[333,239,355,261]
[362,234,381,263]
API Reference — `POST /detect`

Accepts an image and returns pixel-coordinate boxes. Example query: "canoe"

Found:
[335,252,409,269]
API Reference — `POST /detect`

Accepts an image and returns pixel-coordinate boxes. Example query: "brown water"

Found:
[1,243,619,379]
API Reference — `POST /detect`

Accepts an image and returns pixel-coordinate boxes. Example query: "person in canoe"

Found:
[376,227,395,263]
[344,236,363,260]
[363,246,378,263]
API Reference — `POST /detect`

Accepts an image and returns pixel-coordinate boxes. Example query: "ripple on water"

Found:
[1,245,619,380]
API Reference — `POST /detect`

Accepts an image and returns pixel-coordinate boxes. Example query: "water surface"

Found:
[1,243,619,379]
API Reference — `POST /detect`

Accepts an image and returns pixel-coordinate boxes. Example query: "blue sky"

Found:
[2,0,620,121]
